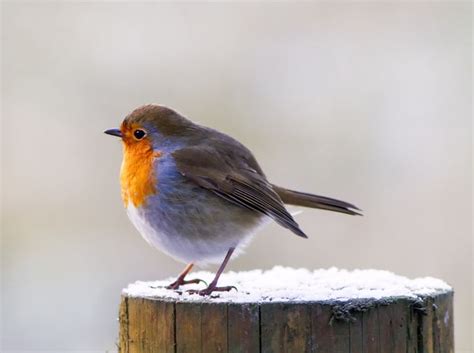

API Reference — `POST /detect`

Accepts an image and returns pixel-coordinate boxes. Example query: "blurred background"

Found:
[1,2,472,353]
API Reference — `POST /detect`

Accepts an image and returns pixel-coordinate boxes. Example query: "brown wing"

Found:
[172,145,307,238]
[272,185,362,216]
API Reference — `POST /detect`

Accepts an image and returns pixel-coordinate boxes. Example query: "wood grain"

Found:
[362,305,380,353]
[176,302,202,353]
[201,303,228,353]
[118,292,454,353]
[228,303,260,353]
[260,302,312,353]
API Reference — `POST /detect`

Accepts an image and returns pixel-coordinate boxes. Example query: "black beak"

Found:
[104,128,123,138]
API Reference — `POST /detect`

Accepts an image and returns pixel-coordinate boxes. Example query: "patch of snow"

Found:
[444,310,450,327]
[122,266,452,303]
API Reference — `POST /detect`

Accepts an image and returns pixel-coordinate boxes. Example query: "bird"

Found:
[105,104,361,296]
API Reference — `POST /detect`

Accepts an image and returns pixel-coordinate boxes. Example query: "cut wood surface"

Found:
[118,268,454,353]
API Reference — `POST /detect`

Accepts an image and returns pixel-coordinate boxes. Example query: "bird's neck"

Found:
[120,141,162,208]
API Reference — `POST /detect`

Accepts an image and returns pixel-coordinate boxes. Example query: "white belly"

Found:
[126,203,269,266]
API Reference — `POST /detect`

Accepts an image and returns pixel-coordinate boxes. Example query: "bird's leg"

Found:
[187,248,237,296]
[166,263,206,290]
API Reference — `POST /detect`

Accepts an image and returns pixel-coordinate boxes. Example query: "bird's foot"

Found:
[166,278,207,290]
[187,285,237,296]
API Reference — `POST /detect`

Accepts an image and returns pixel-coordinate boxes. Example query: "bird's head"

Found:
[105,104,194,207]
[104,104,194,149]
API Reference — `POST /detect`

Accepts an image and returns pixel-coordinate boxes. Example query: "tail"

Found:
[272,185,362,216]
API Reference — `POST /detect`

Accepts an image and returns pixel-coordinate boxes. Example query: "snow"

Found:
[122,266,452,303]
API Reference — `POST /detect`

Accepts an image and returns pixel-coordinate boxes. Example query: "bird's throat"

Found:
[120,141,162,207]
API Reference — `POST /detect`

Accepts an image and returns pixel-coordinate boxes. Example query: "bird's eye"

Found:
[133,129,146,140]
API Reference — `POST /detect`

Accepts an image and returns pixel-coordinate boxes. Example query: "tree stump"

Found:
[118,267,454,353]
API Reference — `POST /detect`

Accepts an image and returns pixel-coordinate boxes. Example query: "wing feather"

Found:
[172,146,307,238]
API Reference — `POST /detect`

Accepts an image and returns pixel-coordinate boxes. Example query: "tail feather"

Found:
[272,185,362,216]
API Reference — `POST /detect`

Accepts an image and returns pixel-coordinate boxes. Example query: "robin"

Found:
[105,104,361,295]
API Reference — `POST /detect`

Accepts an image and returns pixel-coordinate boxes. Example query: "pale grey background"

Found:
[1,2,472,352]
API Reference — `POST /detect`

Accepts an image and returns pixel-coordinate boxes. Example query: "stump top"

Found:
[122,266,451,303]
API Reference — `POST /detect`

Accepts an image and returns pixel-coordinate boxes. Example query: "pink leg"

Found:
[187,248,236,296]
[166,263,206,290]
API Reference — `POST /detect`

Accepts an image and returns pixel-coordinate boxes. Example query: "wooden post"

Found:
[118,291,454,353]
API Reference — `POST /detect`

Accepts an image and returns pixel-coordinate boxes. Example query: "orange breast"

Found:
[120,140,162,207]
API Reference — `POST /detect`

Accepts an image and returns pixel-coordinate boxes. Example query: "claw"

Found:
[187,285,238,296]
[166,278,207,290]
[195,278,208,287]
